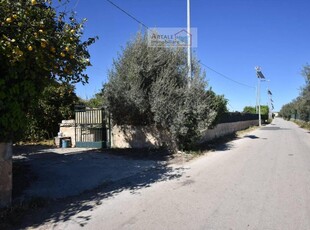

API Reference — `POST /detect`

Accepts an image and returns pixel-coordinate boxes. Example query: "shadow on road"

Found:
[9,146,184,229]
[244,135,259,139]
[243,135,267,140]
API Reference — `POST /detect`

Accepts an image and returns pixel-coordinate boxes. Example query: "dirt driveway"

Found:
[13,146,187,201]
[6,146,189,229]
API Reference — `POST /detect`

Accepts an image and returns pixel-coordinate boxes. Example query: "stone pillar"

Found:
[59,120,76,147]
[0,142,12,208]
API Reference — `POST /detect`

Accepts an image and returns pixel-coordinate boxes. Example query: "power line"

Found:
[106,0,149,29]
[199,61,255,89]
[73,0,80,10]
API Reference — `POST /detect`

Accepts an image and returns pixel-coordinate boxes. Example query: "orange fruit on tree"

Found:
[6,17,12,23]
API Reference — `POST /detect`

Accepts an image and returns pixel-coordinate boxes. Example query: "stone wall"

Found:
[0,143,12,208]
[200,120,259,143]
[57,119,259,149]
[111,125,171,149]
[111,120,259,149]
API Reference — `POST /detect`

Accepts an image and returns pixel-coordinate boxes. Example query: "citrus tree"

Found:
[24,81,79,141]
[0,0,96,141]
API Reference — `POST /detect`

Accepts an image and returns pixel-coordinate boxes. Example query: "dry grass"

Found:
[15,139,54,147]
[293,120,310,130]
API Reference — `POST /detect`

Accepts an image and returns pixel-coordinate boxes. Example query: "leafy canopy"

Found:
[24,81,79,141]
[243,105,269,115]
[280,64,310,121]
[0,0,97,141]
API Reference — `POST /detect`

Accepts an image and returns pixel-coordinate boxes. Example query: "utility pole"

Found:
[187,0,191,87]
[255,86,258,113]
[255,66,265,127]
[258,77,261,126]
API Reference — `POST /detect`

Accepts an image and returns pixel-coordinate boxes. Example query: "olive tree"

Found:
[105,33,227,150]
[280,64,310,121]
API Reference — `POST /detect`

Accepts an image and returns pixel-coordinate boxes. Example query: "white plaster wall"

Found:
[200,120,259,142]
[111,125,171,149]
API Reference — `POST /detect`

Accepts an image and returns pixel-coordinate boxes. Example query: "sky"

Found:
[62,0,310,112]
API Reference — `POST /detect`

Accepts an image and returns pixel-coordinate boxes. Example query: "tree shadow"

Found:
[198,133,237,152]
[10,146,184,229]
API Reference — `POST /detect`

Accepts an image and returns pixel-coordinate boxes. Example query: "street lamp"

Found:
[255,66,265,126]
[267,86,273,120]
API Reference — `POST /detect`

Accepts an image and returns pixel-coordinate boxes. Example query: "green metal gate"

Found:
[75,107,111,148]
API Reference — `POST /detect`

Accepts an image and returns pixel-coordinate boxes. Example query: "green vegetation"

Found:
[0,0,96,142]
[23,81,79,141]
[104,33,227,150]
[243,105,269,116]
[279,65,310,121]
[79,89,105,108]
[243,106,256,114]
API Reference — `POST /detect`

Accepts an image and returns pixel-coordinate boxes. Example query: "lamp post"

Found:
[255,66,265,126]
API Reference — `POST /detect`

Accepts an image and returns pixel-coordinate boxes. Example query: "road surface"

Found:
[28,118,310,230]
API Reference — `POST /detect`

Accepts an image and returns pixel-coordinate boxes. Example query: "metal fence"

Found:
[217,112,260,124]
[75,107,110,148]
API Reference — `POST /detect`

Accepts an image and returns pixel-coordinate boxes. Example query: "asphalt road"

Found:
[30,118,310,230]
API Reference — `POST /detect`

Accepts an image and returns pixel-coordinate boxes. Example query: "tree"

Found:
[24,81,79,141]
[260,105,269,116]
[279,102,296,120]
[105,33,227,150]
[243,106,256,114]
[0,0,97,141]
[0,0,96,208]
[279,64,310,121]
[299,65,310,121]
[243,105,269,115]
[79,88,106,108]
